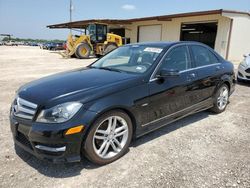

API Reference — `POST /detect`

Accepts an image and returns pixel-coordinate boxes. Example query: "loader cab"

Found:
[86,23,107,43]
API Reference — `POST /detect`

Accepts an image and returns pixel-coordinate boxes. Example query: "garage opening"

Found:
[138,25,162,42]
[109,28,125,37]
[180,22,218,49]
[109,28,130,44]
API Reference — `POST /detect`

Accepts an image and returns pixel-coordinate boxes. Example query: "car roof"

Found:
[125,41,205,48]
[123,41,224,60]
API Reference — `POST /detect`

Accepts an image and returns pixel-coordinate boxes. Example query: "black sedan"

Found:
[10,42,235,165]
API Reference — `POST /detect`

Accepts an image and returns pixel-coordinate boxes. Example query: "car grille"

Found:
[245,68,250,73]
[16,131,33,150]
[13,97,38,120]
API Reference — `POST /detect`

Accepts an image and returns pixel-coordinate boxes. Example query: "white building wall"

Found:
[223,13,250,62]
[125,14,232,59]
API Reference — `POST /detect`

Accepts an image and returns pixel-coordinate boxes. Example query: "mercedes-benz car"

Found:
[10,42,235,165]
[237,54,250,82]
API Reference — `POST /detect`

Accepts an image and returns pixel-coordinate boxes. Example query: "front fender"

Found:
[82,83,149,134]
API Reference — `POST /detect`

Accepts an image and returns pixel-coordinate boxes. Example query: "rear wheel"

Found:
[103,43,117,55]
[84,111,133,165]
[210,84,229,113]
[75,43,91,59]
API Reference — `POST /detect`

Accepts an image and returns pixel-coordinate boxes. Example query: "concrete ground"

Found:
[0,46,249,188]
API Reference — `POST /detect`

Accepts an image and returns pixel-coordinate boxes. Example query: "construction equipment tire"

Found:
[75,43,91,59]
[103,44,117,55]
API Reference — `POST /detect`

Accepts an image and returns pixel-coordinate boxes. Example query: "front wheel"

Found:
[75,43,91,59]
[84,111,133,165]
[210,84,229,113]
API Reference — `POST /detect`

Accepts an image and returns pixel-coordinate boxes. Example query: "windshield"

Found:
[90,45,164,74]
[86,24,96,41]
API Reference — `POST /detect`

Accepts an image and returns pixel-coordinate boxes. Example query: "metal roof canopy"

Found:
[48,19,133,29]
[47,9,250,29]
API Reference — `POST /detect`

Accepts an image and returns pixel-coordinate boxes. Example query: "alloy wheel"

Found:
[217,86,229,110]
[93,116,129,159]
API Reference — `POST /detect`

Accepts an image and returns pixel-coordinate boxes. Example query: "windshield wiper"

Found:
[96,67,123,73]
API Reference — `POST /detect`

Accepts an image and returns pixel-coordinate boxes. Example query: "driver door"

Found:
[144,45,199,129]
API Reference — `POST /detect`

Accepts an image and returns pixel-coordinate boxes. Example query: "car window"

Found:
[160,45,190,71]
[190,45,219,67]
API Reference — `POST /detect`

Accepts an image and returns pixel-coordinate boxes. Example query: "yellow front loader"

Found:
[64,23,123,59]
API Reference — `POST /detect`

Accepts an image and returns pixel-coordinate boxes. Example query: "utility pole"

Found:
[69,0,73,33]
[70,0,73,22]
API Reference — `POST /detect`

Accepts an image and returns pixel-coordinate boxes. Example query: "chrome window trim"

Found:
[149,44,190,82]
[150,63,221,82]
[178,63,221,73]
[149,43,221,82]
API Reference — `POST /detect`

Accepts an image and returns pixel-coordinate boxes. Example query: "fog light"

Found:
[65,125,84,135]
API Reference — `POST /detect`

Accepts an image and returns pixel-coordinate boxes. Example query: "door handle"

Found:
[187,73,196,81]
[216,66,222,71]
[189,73,196,78]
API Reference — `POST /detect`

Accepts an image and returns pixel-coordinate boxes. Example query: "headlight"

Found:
[240,60,247,68]
[36,102,82,123]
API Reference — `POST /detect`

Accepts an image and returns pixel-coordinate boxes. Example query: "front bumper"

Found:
[238,64,250,81]
[10,109,97,163]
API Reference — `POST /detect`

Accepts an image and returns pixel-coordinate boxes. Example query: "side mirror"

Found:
[156,68,180,78]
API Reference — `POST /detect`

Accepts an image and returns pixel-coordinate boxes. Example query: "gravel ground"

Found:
[0,46,249,188]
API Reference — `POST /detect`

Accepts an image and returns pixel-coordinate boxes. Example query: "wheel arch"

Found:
[83,106,138,145]
[223,80,231,92]
[214,74,232,94]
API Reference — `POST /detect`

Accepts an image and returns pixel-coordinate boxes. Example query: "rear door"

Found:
[189,45,222,103]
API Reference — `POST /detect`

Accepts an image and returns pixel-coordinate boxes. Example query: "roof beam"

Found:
[47,9,250,29]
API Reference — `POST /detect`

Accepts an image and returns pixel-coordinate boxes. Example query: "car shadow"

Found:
[48,51,98,59]
[236,80,250,87]
[15,111,212,178]
[15,145,98,178]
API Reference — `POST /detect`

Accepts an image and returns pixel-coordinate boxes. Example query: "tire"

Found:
[84,110,133,165]
[210,84,229,113]
[103,44,117,55]
[75,43,91,59]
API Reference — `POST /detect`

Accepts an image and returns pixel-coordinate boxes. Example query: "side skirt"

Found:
[136,98,213,138]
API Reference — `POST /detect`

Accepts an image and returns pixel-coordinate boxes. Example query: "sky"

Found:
[0,0,249,40]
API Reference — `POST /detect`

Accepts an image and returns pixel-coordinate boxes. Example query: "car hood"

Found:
[245,56,250,66]
[18,67,140,106]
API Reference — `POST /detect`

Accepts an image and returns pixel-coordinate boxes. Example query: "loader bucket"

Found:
[66,34,76,56]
